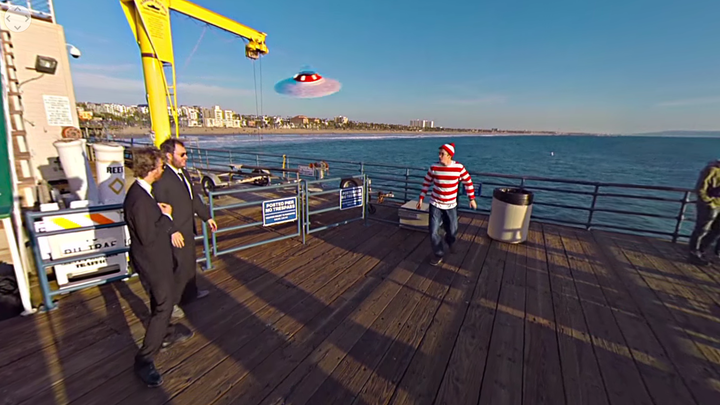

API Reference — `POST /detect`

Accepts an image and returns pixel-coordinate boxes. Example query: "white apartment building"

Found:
[410,119,434,128]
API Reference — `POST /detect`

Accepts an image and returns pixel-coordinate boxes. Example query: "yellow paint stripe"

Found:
[51,218,81,229]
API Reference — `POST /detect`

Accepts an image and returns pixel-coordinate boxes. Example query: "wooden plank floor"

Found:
[2,208,720,405]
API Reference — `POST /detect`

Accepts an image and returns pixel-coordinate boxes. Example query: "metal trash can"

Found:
[487,187,534,243]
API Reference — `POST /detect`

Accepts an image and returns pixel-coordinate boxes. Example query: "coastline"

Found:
[112,126,572,139]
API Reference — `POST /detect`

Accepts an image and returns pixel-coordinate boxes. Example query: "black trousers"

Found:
[689,202,720,254]
[173,227,198,305]
[133,259,175,365]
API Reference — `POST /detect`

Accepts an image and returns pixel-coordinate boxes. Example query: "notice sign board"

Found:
[340,186,364,210]
[262,197,298,226]
[43,95,74,126]
[298,164,314,177]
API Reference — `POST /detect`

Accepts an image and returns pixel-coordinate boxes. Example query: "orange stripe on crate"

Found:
[90,214,115,225]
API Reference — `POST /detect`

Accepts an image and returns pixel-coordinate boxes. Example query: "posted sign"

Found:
[298,164,314,177]
[262,197,298,226]
[340,186,364,210]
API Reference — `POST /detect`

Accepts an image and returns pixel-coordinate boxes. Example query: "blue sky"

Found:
[56,0,719,133]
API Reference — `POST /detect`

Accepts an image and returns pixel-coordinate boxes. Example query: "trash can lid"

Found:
[493,187,534,206]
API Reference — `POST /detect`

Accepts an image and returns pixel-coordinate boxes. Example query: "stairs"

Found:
[1,29,37,207]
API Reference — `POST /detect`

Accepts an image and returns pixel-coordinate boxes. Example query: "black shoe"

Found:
[134,361,163,387]
[689,253,709,266]
[162,325,194,350]
[430,256,443,266]
[171,305,185,320]
[448,244,455,254]
[196,289,210,299]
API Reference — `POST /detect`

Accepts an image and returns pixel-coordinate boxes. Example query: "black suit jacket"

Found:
[152,165,211,236]
[123,181,174,275]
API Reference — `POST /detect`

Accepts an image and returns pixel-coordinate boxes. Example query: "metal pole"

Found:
[202,221,212,270]
[46,0,56,24]
[298,181,304,244]
[2,217,35,315]
[672,191,691,243]
[210,192,218,255]
[586,185,600,230]
[25,213,56,311]
[304,180,310,236]
[363,174,368,226]
[404,168,410,201]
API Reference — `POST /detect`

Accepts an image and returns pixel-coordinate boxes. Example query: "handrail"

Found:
[0,1,55,22]
[304,175,367,239]
[208,181,303,255]
[114,139,697,242]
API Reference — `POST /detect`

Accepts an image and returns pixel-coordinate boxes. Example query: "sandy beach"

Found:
[113,126,506,139]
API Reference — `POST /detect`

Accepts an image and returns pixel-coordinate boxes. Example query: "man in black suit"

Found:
[153,139,218,316]
[124,147,193,387]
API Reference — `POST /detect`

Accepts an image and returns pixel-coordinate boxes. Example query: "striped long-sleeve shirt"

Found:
[419,161,475,209]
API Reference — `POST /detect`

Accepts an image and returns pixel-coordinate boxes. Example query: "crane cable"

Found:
[181,25,207,72]
[252,56,265,150]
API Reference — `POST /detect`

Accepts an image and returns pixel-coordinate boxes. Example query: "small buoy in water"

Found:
[551,151,554,156]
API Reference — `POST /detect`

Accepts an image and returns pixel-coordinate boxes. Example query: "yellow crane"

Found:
[120,0,268,147]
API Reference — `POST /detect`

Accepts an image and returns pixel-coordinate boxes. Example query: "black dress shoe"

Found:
[134,361,163,387]
[430,256,443,266]
[196,289,210,299]
[162,325,194,350]
[689,253,709,266]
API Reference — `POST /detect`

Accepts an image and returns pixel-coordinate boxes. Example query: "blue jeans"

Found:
[429,205,458,258]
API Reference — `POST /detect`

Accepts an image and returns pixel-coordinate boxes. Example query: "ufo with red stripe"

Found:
[274,69,341,98]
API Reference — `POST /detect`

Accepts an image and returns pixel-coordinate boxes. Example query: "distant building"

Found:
[290,115,309,126]
[335,116,348,125]
[410,119,434,128]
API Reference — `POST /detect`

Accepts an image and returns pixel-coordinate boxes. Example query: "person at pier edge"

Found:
[688,160,720,265]
[123,147,194,387]
[416,143,477,265]
[153,139,218,318]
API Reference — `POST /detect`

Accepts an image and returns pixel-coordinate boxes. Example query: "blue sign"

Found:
[340,186,364,210]
[262,197,298,226]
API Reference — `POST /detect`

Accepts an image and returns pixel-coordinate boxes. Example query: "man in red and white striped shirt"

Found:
[416,142,477,265]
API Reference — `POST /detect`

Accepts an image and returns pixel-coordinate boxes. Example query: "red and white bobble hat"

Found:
[441,143,455,157]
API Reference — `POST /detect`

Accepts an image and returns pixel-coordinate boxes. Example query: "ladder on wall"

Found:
[1,29,37,207]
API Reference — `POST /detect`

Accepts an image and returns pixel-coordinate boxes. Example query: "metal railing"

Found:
[0,1,55,22]
[208,181,303,257]
[116,140,697,242]
[25,204,130,311]
[24,200,213,311]
[365,165,696,242]
[303,175,367,243]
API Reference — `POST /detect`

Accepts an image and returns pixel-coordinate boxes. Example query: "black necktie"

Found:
[178,170,192,199]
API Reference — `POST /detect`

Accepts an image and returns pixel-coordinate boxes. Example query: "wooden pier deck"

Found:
[2,208,720,405]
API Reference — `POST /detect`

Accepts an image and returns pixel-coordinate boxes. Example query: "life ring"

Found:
[308,161,330,171]
[61,126,82,139]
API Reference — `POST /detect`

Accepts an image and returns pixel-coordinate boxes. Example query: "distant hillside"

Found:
[631,130,720,137]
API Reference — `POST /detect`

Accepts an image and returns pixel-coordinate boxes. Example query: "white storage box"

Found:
[398,200,429,232]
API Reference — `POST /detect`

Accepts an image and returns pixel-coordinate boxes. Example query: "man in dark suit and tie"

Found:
[153,139,218,317]
[124,147,193,387]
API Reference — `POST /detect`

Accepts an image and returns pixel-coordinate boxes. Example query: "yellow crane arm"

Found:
[169,0,268,59]
[119,0,268,146]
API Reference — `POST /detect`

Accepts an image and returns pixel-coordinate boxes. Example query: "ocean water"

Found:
[180,133,720,240]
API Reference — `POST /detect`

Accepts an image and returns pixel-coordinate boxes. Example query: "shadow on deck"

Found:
[1,207,720,405]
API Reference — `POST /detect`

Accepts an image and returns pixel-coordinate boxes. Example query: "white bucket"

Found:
[53,139,98,203]
[93,143,126,205]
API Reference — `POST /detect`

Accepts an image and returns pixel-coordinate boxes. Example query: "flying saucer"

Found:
[274,70,341,98]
